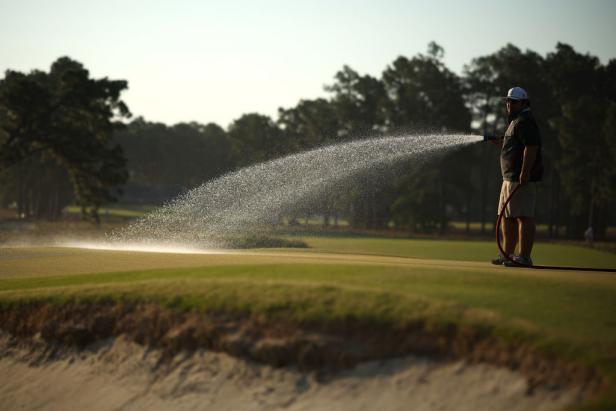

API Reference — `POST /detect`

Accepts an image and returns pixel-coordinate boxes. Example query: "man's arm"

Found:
[519,145,538,185]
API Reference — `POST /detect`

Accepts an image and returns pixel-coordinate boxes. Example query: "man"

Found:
[491,87,543,266]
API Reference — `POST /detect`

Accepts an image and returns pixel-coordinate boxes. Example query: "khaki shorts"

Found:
[498,181,537,218]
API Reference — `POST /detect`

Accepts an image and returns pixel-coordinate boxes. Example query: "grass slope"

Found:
[296,236,616,269]
[1,237,616,409]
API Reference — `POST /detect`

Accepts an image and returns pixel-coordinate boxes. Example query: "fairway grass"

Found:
[1,237,616,409]
[295,235,616,269]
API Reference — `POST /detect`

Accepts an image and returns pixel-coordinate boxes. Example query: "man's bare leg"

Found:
[518,217,536,258]
[502,217,518,256]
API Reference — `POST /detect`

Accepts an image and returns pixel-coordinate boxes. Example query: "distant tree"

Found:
[391,166,440,232]
[546,43,604,104]
[382,42,469,131]
[605,59,616,99]
[544,44,615,238]
[0,155,73,219]
[277,98,340,149]
[325,65,388,137]
[0,57,131,221]
[166,122,232,188]
[196,122,234,178]
[322,66,391,227]
[228,113,288,166]
[601,102,616,232]
[554,97,616,239]
[115,118,233,203]
[382,43,472,233]
[277,98,342,225]
[115,118,169,187]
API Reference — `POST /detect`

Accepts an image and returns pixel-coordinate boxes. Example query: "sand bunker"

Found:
[0,335,582,411]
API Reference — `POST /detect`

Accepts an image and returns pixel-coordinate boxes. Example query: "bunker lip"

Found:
[0,301,608,403]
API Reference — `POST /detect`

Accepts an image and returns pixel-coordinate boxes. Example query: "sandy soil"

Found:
[0,336,581,411]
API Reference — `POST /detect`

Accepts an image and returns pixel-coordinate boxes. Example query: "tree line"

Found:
[0,58,129,223]
[1,42,615,239]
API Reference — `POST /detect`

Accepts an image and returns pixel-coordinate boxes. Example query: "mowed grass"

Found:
[1,237,616,409]
[295,235,616,269]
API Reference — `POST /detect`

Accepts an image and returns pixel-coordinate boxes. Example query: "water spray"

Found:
[111,133,482,249]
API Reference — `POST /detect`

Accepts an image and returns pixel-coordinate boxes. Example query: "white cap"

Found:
[505,87,528,101]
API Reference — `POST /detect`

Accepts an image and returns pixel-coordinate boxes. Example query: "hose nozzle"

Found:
[483,133,498,142]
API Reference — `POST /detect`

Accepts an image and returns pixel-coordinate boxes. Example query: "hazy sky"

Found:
[1,0,615,127]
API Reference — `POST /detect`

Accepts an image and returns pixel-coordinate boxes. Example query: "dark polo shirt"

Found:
[501,109,543,182]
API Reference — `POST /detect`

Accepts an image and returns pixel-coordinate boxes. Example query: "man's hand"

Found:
[489,137,504,148]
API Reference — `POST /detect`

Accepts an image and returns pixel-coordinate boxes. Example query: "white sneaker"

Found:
[504,255,533,267]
